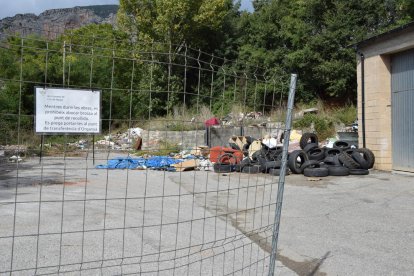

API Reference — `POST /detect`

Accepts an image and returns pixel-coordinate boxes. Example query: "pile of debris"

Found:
[96,147,213,172]
[94,129,375,177]
[94,127,143,150]
[67,139,89,149]
[0,145,28,163]
[219,111,266,126]
[209,132,375,177]
[209,135,287,175]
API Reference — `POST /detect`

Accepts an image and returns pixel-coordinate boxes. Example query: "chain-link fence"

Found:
[0,28,296,275]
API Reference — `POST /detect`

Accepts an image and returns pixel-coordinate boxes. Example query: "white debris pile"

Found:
[198,159,213,171]
[9,155,23,163]
[221,112,269,126]
[1,145,28,158]
[0,145,27,162]
[261,136,279,149]
[94,127,143,150]
[67,139,89,149]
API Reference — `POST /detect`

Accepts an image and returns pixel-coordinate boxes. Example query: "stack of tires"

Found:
[236,143,289,176]
[288,133,375,177]
[213,135,289,176]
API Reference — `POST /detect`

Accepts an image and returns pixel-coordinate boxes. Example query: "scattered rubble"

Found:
[9,155,23,163]
[220,112,266,126]
[0,145,28,159]
[172,159,199,172]
[67,139,89,149]
[93,127,144,150]
[2,120,368,177]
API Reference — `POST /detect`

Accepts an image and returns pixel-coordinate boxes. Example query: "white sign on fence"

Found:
[35,88,101,134]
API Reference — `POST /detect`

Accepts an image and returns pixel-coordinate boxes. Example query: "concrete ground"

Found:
[0,154,413,275]
[278,169,414,276]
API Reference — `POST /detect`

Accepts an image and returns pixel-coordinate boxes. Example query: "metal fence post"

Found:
[268,73,297,276]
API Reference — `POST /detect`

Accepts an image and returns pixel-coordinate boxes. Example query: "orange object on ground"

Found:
[209,146,243,164]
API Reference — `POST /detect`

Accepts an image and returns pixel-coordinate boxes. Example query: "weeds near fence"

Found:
[293,104,357,140]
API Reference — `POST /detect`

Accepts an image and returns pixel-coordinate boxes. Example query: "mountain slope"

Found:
[0,5,118,39]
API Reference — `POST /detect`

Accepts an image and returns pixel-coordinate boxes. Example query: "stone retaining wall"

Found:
[141,130,206,149]
[140,124,284,150]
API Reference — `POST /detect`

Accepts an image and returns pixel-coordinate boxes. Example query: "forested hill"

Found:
[115,0,414,102]
[0,5,118,39]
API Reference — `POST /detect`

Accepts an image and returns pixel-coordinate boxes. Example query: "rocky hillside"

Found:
[0,5,118,39]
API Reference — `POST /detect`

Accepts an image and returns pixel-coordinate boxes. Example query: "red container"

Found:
[209,146,243,164]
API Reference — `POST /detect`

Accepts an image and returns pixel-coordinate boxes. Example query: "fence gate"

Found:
[0,27,295,275]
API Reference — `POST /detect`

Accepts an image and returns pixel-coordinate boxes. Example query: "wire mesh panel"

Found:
[0,28,293,275]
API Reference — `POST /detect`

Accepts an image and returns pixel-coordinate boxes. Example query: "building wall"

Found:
[357,55,392,171]
[357,25,414,171]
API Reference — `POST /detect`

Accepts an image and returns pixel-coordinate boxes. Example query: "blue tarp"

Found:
[96,156,183,170]
[146,156,182,168]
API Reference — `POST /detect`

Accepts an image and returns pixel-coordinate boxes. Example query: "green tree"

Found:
[235,0,414,101]
[117,0,235,51]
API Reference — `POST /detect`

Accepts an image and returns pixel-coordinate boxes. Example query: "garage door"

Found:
[391,49,414,172]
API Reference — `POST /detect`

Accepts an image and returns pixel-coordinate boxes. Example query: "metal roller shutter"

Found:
[391,49,414,172]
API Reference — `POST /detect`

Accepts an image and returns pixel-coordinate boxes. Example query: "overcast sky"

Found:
[0,0,254,19]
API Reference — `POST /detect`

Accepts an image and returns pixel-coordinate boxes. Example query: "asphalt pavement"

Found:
[0,155,413,275]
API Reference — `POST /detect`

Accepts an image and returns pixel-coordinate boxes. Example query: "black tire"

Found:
[325,148,341,157]
[349,169,369,175]
[351,151,370,170]
[260,161,282,173]
[266,148,283,161]
[303,167,329,177]
[338,152,360,169]
[245,136,254,145]
[242,144,250,157]
[240,158,251,167]
[301,160,321,171]
[328,166,350,176]
[269,168,289,176]
[323,155,341,166]
[288,150,309,174]
[344,148,356,155]
[300,133,318,149]
[251,151,261,161]
[216,153,237,165]
[356,148,375,169]
[319,163,329,169]
[303,143,319,153]
[229,142,241,151]
[333,140,350,150]
[261,146,280,153]
[256,155,267,165]
[308,148,325,161]
[242,165,260,174]
[259,147,268,155]
[214,163,233,173]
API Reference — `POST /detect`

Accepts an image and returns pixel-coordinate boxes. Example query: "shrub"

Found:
[332,105,357,125]
[293,114,335,140]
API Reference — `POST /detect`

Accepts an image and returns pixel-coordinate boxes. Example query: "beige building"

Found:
[355,22,414,172]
